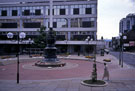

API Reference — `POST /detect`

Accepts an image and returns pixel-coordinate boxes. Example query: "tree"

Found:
[34,25,47,48]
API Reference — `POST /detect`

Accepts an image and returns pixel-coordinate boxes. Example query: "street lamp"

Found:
[65,39,68,54]
[91,38,97,82]
[7,32,26,84]
[119,33,127,67]
[85,36,97,82]
[7,32,14,39]
[85,36,90,56]
[28,38,31,57]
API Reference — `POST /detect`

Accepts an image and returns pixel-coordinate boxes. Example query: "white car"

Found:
[104,49,109,54]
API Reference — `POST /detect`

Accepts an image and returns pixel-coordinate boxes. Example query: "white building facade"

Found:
[0,0,100,55]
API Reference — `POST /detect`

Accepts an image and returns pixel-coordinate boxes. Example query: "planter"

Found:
[85,56,95,59]
[103,59,111,62]
[0,56,15,59]
[31,54,42,57]
[81,79,108,87]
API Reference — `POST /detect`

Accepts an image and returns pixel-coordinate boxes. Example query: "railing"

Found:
[56,40,105,45]
[0,40,33,44]
[24,48,44,54]
[0,40,105,45]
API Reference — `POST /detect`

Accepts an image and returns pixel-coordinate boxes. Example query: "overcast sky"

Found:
[98,0,135,39]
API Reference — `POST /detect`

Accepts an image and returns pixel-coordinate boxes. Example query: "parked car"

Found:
[104,49,109,54]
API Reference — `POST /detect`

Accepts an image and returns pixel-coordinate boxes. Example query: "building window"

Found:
[24,10,30,16]
[48,9,54,15]
[60,9,65,15]
[53,22,57,28]
[127,20,130,30]
[22,6,43,16]
[1,10,7,16]
[56,31,66,40]
[85,8,92,14]
[57,19,68,28]
[73,8,79,15]
[71,18,95,28]
[53,9,54,15]
[23,22,41,28]
[82,21,94,28]
[56,35,65,40]
[35,9,41,15]
[12,10,18,16]
[47,9,50,15]
[134,18,135,26]
[1,23,17,28]
[71,18,81,27]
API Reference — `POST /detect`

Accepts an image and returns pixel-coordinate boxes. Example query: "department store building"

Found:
[0,0,103,55]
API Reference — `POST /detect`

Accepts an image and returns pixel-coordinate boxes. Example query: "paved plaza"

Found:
[0,54,135,91]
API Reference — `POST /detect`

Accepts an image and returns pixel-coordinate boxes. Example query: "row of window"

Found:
[0,22,95,28]
[0,4,96,16]
[0,30,95,41]
[0,8,92,16]
[0,31,93,36]
[0,34,95,41]
[0,18,96,28]
[1,9,43,16]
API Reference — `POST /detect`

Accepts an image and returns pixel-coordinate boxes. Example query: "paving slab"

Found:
[1,79,135,91]
[0,54,135,91]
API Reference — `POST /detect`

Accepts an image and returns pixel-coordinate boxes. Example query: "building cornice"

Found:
[0,0,97,7]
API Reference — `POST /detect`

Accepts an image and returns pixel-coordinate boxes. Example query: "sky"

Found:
[98,0,135,39]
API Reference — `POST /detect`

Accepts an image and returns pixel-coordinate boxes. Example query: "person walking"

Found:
[102,63,109,81]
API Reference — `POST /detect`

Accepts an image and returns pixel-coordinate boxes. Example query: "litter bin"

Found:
[101,49,104,56]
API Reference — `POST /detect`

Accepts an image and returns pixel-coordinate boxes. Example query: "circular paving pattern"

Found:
[35,61,66,67]
[0,59,106,80]
[22,62,79,70]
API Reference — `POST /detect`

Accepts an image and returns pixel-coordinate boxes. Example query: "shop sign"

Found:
[129,41,135,46]
[123,43,129,47]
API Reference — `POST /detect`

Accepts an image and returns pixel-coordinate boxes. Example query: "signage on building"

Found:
[124,43,129,47]
[129,41,135,46]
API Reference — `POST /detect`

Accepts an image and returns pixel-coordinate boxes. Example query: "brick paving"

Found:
[0,79,135,91]
[0,54,135,91]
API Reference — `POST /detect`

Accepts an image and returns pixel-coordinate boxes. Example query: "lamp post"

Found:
[119,33,122,66]
[7,32,26,84]
[28,38,31,57]
[50,0,53,28]
[92,38,97,82]
[119,33,127,67]
[85,36,97,82]
[85,36,90,56]
[65,39,68,54]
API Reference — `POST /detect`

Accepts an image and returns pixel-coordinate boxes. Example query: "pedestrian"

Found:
[78,51,80,56]
[102,63,109,81]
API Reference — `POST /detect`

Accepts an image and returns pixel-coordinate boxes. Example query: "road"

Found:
[111,51,135,68]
